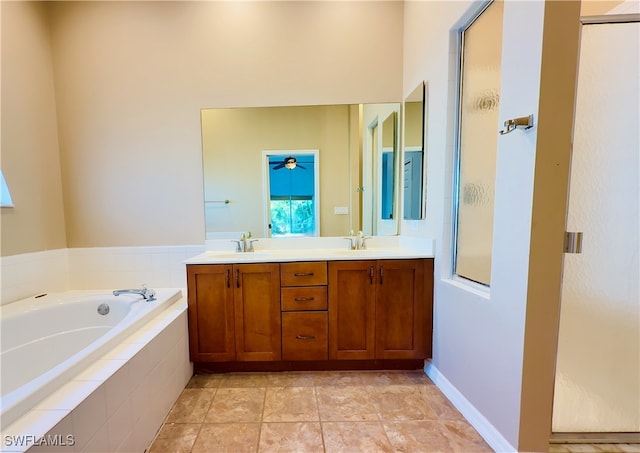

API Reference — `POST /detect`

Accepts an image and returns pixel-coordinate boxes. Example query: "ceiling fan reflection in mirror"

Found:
[271,156,307,170]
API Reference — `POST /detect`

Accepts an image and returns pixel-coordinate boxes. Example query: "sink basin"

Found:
[204,251,271,260]
[332,249,397,256]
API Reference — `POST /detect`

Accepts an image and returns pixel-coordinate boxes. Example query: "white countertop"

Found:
[184,236,434,264]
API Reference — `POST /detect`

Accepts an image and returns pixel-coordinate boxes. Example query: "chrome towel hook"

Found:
[499,114,534,135]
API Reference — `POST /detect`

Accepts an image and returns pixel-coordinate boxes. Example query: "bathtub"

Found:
[0,289,184,435]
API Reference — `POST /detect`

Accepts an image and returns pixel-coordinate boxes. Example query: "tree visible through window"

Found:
[268,153,317,237]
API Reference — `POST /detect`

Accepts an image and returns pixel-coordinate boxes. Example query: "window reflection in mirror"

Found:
[265,151,319,237]
[403,82,426,220]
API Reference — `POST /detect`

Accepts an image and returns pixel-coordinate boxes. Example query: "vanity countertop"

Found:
[184,236,434,264]
[184,248,433,264]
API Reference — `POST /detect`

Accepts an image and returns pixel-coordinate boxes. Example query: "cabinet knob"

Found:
[294,297,315,302]
[295,335,316,340]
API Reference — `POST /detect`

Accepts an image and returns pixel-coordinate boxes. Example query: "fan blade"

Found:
[273,163,285,170]
[297,164,306,170]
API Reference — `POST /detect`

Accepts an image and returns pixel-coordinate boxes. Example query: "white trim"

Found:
[581,13,640,24]
[425,362,517,453]
[442,275,491,300]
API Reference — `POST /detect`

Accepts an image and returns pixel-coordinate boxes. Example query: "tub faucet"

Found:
[113,285,156,301]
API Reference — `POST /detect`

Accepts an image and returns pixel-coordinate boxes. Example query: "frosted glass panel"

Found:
[455,1,503,285]
[553,22,640,432]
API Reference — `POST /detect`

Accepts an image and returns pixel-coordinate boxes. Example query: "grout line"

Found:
[188,422,204,453]
[314,384,327,453]
[255,385,267,452]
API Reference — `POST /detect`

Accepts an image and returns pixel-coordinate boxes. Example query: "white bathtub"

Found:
[0,289,182,432]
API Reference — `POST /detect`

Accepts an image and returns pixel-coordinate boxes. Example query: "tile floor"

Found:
[147,370,493,452]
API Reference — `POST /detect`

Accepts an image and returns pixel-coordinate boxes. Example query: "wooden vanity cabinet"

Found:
[187,263,281,362]
[187,264,236,362]
[235,263,282,361]
[375,259,432,359]
[188,257,433,369]
[280,262,329,361]
[328,260,377,360]
[328,259,433,360]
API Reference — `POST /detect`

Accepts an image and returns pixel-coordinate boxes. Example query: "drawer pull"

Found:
[294,272,314,277]
[294,297,315,302]
[295,335,316,340]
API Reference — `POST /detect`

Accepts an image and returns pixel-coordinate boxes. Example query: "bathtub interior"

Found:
[0,288,182,432]
[1,294,134,396]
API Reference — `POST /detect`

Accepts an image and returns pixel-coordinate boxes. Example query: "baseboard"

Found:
[425,362,517,453]
[550,432,640,444]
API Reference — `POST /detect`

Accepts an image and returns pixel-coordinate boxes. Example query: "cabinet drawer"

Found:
[280,262,327,286]
[281,287,328,311]
[282,312,328,361]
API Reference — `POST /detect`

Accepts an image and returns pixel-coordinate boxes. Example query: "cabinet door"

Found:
[187,264,235,362]
[328,260,376,360]
[234,263,282,361]
[375,259,432,359]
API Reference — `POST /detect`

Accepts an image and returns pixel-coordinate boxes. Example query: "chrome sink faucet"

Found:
[113,284,156,301]
[344,230,372,250]
[344,230,356,250]
[231,232,258,252]
[356,231,372,250]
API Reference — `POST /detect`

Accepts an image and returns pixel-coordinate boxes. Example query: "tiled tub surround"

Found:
[0,297,192,452]
[148,370,493,453]
[0,245,204,306]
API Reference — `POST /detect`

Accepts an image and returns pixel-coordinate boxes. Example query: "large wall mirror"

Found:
[201,103,400,239]
[403,81,427,220]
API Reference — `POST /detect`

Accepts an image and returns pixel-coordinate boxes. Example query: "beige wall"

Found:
[201,105,352,237]
[404,101,423,148]
[1,2,67,257]
[580,0,626,15]
[43,0,403,248]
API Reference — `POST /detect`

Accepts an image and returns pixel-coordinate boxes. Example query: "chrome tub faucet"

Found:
[113,284,156,301]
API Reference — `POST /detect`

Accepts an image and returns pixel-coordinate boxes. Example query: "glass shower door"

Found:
[552,20,640,432]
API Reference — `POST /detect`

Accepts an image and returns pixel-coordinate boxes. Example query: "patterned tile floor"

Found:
[147,370,493,452]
